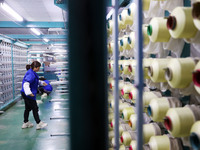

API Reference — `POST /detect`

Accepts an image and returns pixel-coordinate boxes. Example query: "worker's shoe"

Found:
[41,93,48,100]
[22,121,34,129]
[36,121,48,130]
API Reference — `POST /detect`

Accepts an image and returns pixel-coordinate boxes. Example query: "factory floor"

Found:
[0,86,70,150]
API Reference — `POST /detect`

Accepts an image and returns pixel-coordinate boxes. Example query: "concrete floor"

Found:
[0,87,70,150]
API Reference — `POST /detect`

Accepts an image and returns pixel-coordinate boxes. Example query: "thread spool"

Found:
[129,114,137,130]
[111,122,130,136]
[110,100,123,110]
[119,39,124,52]
[129,91,161,107]
[110,119,114,130]
[128,58,152,79]
[143,0,150,11]
[193,61,200,94]
[122,36,130,51]
[119,125,124,136]
[120,131,136,146]
[148,97,181,122]
[148,58,168,83]
[148,135,170,150]
[119,60,124,75]
[111,100,130,112]
[121,131,131,146]
[107,20,113,35]
[164,107,196,137]
[108,94,113,103]
[119,80,125,95]
[190,121,200,149]
[108,60,113,72]
[108,42,114,55]
[128,59,136,77]
[143,123,161,144]
[118,12,126,31]
[147,97,170,122]
[119,145,126,150]
[147,17,170,42]
[109,124,113,131]
[108,78,114,90]
[122,107,135,121]
[125,32,135,50]
[192,2,200,30]
[143,58,153,79]
[121,84,133,99]
[111,138,123,147]
[129,140,137,150]
[128,87,137,101]
[124,3,136,27]
[165,58,195,88]
[143,92,161,107]
[108,113,114,123]
[143,24,150,45]
[119,103,130,113]
[109,131,114,141]
[167,7,198,39]
[121,60,131,76]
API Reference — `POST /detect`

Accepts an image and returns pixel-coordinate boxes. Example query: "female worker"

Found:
[21,61,48,130]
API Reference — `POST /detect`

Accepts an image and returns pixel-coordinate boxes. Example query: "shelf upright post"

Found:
[135,0,144,149]
[112,0,120,149]
[11,42,15,99]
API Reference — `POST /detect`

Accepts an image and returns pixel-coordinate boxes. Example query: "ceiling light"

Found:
[43,38,49,42]
[48,28,67,32]
[0,2,23,21]
[30,28,41,35]
[52,49,67,53]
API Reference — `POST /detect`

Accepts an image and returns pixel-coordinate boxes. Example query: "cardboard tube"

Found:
[192,2,200,30]
[193,61,200,94]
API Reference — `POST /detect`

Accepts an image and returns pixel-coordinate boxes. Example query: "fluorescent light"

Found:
[43,38,49,42]
[43,54,54,57]
[30,28,41,35]
[52,49,67,53]
[0,2,23,21]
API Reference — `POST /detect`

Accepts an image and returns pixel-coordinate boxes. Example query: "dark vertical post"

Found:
[68,0,108,150]
[135,0,144,149]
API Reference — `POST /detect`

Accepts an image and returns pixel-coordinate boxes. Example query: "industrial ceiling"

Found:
[0,0,67,46]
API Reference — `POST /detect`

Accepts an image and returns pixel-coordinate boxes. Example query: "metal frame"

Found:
[11,42,15,99]
[5,34,67,39]
[135,0,144,149]
[0,21,66,28]
[23,41,67,45]
[113,0,120,149]
[0,35,28,48]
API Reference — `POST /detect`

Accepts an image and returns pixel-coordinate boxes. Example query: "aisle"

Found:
[0,87,70,150]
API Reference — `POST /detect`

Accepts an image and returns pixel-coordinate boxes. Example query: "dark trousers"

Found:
[21,92,41,124]
[38,87,51,95]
